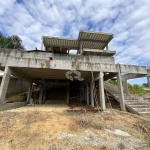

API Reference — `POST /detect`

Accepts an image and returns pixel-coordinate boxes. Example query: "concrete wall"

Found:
[0,77,29,97]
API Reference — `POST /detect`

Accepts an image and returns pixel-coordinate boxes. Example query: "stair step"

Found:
[126,102,150,105]
[139,112,150,116]
[134,108,150,112]
[128,105,150,108]
[125,100,149,103]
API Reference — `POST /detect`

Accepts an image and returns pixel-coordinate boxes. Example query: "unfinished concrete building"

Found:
[0,30,150,115]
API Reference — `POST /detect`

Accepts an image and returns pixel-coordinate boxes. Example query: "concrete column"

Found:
[79,41,83,54]
[43,89,47,101]
[106,44,108,50]
[86,83,89,105]
[66,81,70,104]
[117,72,126,111]
[39,86,44,104]
[147,76,150,89]
[41,36,43,50]
[90,81,94,107]
[0,67,11,104]
[84,85,86,101]
[26,82,33,104]
[122,79,129,95]
[79,88,81,102]
[98,72,106,111]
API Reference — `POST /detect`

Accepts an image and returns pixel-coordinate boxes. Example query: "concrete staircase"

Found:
[104,82,150,117]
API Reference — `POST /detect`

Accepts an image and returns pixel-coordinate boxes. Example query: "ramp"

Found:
[105,82,150,117]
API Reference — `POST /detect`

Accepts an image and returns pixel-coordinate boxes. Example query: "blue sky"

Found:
[0,0,150,85]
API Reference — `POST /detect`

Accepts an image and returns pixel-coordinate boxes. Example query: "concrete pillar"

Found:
[43,89,47,101]
[79,87,82,102]
[117,72,126,111]
[79,41,83,54]
[41,36,43,50]
[66,81,70,104]
[106,44,108,50]
[147,76,150,89]
[98,72,106,111]
[26,82,33,104]
[90,81,94,107]
[39,86,44,104]
[122,79,129,95]
[86,83,89,105]
[0,67,11,104]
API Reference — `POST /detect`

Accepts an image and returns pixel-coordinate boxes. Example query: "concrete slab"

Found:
[6,103,69,113]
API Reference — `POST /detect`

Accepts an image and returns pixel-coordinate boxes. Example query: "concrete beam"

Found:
[98,72,106,110]
[26,82,33,104]
[122,73,146,80]
[0,66,11,104]
[117,72,126,111]
[118,64,149,74]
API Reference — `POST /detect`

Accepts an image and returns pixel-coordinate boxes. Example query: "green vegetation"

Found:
[108,79,145,96]
[142,83,149,88]
[128,84,144,96]
[0,32,25,50]
[108,79,117,86]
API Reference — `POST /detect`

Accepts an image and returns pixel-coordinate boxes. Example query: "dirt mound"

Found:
[0,108,150,150]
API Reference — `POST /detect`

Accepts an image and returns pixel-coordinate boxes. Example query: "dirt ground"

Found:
[0,105,150,150]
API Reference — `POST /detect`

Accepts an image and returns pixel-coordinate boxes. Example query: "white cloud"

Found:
[0,0,149,67]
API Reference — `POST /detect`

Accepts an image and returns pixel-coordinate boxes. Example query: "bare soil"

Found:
[0,105,150,150]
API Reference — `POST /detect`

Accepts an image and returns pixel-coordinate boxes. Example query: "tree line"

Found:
[0,32,25,50]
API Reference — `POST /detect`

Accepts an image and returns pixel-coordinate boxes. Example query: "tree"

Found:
[0,32,25,50]
[142,82,148,88]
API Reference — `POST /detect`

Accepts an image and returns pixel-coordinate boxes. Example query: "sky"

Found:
[0,0,150,84]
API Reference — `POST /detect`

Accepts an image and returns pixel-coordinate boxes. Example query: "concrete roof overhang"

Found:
[11,67,98,81]
[78,30,113,49]
[43,36,79,50]
[43,30,114,51]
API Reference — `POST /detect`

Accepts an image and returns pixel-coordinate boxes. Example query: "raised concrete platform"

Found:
[0,101,27,111]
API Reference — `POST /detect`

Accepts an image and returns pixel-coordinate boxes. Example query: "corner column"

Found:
[0,67,11,104]
[98,72,106,110]
[117,72,126,111]
[66,81,70,104]
[26,82,33,104]
[39,86,44,104]
[90,81,94,107]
